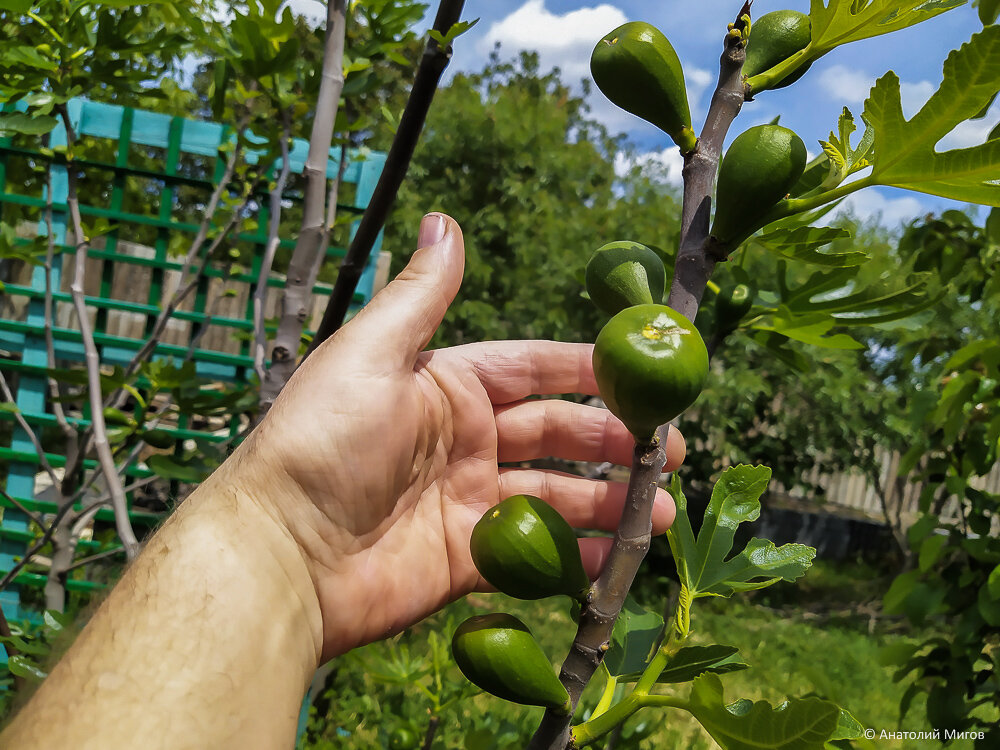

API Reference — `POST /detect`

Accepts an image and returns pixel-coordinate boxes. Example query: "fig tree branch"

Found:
[667,1,751,320]
[41,165,78,475]
[253,117,293,384]
[304,0,466,357]
[531,6,751,748]
[57,104,140,562]
[258,0,348,417]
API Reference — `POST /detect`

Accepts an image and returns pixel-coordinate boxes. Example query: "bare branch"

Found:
[0,495,78,594]
[56,104,140,562]
[0,369,60,489]
[253,118,293,383]
[41,165,78,461]
[0,486,46,529]
[305,0,466,356]
[62,546,125,574]
[112,128,248,392]
[257,0,348,417]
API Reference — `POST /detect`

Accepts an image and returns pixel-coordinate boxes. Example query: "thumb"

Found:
[337,212,465,368]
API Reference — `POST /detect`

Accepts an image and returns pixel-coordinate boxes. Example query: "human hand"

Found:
[236,214,685,660]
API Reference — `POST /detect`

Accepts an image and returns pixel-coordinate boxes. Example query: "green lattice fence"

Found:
[0,97,387,624]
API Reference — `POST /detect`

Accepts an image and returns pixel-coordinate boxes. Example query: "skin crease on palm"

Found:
[243,212,685,661]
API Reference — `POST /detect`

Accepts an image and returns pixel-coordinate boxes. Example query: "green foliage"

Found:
[682,674,841,750]
[667,467,815,606]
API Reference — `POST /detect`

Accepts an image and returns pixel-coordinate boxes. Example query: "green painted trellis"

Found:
[0,97,388,626]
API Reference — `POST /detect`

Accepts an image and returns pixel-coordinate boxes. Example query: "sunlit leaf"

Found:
[809,0,965,54]
[685,674,840,749]
[863,26,1000,205]
[667,468,816,599]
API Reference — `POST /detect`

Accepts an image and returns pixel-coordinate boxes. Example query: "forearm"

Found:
[0,464,323,750]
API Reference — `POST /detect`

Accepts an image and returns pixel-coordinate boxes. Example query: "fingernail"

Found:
[418,213,447,248]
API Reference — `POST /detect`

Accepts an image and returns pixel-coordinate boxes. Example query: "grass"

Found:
[303,558,971,750]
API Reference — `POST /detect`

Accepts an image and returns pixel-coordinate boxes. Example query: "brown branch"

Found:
[111,128,247,392]
[528,442,666,750]
[667,1,751,320]
[0,486,45,530]
[530,6,752,748]
[253,117,293,384]
[304,0,466,357]
[421,715,440,750]
[56,104,140,562]
[0,495,78,594]
[41,165,79,474]
[257,0,348,416]
[62,545,125,573]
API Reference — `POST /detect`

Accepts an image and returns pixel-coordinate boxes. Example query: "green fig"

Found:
[744,10,812,91]
[586,241,666,317]
[451,613,570,711]
[471,495,589,601]
[714,283,755,334]
[591,22,696,153]
[710,125,807,249]
[593,304,709,442]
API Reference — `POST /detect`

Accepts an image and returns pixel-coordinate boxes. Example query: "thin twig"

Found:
[56,104,140,562]
[41,165,78,467]
[0,369,60,488]
[61,546,125,574]
[0,486,46,529]
[0,497,78,594]
[253,117,293,383]
[305,0,466,356]
[112,129,248,390]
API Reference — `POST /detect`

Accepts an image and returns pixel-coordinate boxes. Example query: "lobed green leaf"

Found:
[685,674,840,749]
[667,467,816,599]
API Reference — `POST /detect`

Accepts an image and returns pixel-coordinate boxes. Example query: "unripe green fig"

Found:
[591,22,696,153]
[593,304,709,442]
[102,407,133,426]
[744,10,812,91]
[711,125,807,248]
[451,613,570,711]
[471,494,589,601]
[388,728,418,750]
[586,241,666,316]
[714,283,755,334]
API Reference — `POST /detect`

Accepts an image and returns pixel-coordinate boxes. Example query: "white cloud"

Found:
[614,146,684,186]
[818,65,874,104]
[832,189,928,229]
[284,0,326,26]
[940,112,1000,150]
[899,80,934,119]
[478,0,627,84]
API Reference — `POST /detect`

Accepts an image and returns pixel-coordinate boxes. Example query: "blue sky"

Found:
[294,1,997,229]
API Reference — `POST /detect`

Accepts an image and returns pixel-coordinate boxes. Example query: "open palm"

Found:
[246,215,683,659]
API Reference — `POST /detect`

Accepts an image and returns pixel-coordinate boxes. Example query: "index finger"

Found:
[430,340,598,404]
